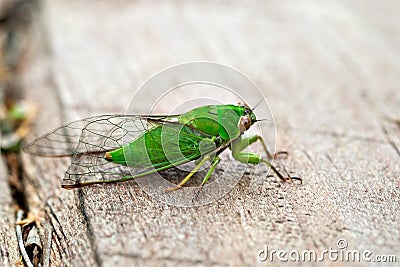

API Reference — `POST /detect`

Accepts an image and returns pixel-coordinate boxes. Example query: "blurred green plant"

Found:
[1,100,35,152]
[0,0,38,153]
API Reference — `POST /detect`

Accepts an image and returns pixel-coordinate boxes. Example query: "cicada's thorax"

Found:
[105,104,256,168]
[178,105,250,142]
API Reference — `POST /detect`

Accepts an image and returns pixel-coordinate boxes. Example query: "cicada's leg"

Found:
[234,135,287,159]
[164,155,211,192]
[192,156,221,201]
[199,156,220,186]
[231,137,301,183]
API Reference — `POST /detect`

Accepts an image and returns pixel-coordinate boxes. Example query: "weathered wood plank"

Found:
[1,1,35,265]
[20,0,400,266]
[19,14,99,267]
[0,158,21,266]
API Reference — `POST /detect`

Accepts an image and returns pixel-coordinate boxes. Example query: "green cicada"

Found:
[25,104,300,192]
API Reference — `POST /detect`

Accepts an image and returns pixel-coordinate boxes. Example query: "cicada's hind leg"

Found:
[231,136,301,183]
[199,156,220,186]
[192,156,221,201]
[164,155,212,192]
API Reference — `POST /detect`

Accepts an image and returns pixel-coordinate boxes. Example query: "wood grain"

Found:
[17,0,400,266]
[0,158,21,266]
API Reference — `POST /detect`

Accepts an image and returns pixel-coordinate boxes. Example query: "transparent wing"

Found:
[25,114,216,188]
[24,114,179,157]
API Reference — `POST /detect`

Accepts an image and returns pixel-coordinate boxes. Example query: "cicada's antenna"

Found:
[252,99,264,111]
[255,118,271,122]
[252,99,271,122]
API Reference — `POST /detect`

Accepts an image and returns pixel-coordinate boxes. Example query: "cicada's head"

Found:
[238,104,257,134]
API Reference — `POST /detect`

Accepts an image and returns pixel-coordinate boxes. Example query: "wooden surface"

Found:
[8,0,400,266]
[0,158,21,266]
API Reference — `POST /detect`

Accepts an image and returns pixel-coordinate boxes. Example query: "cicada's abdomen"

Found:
[105,124,212,169]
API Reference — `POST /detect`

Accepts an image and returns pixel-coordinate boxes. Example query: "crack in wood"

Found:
[77,189,102,266]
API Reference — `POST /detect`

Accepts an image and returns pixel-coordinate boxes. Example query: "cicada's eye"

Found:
[243,106,251,115]
[239,116,252,133]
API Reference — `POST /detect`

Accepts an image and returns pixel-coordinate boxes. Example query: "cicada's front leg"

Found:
[231,135,301,183]
[231,135,288,160]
